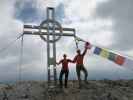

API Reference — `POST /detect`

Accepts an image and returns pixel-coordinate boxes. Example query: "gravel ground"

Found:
[0,80,133,100]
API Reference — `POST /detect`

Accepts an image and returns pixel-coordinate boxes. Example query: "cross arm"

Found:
[23,31,75,36]
[24,25,75,32]
[23,24,75,37]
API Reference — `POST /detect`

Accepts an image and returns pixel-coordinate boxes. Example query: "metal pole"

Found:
[47,8,51,86]
[52,8,57,85]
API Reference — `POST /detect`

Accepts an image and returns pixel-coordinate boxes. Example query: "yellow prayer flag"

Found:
[100,49,109,58]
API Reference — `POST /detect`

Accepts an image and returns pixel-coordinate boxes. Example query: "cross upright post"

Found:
[46,7,57,86]
[23,7,76,88]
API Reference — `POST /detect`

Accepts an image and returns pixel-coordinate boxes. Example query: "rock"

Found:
[0,80,133,100]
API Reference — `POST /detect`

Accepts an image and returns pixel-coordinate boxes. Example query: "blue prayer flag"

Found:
[93,47,102,55]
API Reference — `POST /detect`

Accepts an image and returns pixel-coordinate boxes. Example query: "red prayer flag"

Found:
[115,55,125,65]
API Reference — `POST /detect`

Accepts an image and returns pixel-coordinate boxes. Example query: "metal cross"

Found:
[23,7,76,88]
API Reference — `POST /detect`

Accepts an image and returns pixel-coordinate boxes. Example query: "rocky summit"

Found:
[0,80,133,100]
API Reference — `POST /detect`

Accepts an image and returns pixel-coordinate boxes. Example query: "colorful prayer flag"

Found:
[100,49,109,58]
[93,47,102,55]
[115,55,125,65]
[92,46,127,66]
[108,52,116,62]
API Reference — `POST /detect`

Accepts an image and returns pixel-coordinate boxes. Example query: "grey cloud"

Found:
[15,0,65,23]
[96,0,133,50]
[15,0,45,23]
[55,3,65,22]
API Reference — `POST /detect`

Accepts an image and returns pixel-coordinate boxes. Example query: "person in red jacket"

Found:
[73,42,90,87]
[56,54,73,88]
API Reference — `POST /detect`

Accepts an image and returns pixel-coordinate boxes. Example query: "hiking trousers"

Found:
[76,64,88,85]
[59,69,69,88]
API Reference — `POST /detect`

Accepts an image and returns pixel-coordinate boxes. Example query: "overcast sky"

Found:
[0,0,133,82]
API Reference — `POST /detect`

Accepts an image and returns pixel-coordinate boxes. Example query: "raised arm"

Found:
[82,47,88,56]
[82,42,90,56]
